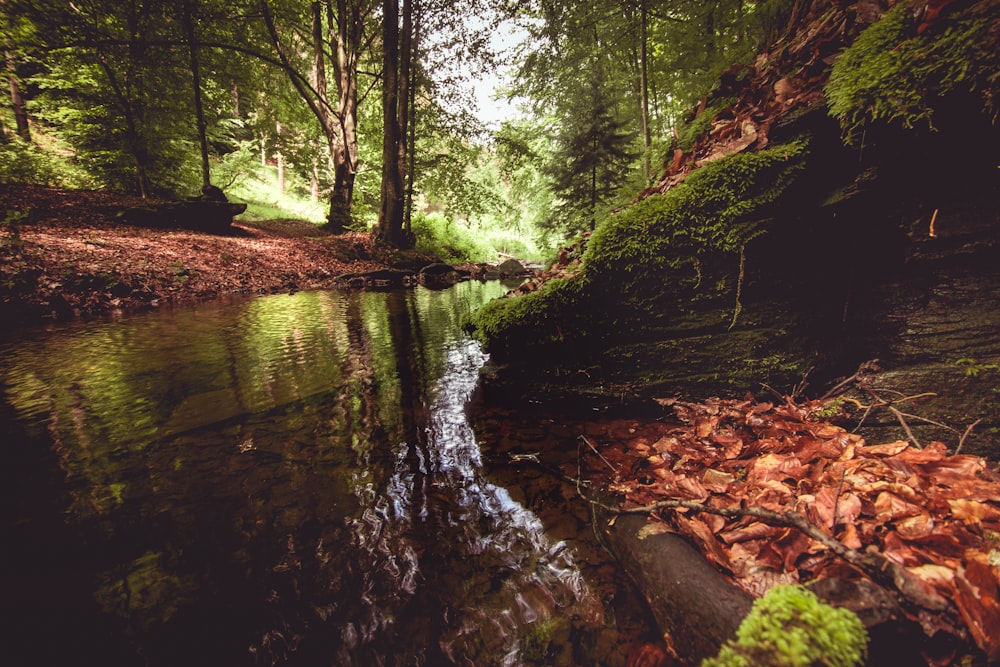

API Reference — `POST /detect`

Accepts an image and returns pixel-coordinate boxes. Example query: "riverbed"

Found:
[1,281,664,666]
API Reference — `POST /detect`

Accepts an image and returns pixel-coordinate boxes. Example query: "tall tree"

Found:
[375,0,412,248]
[260,0,375,232]
[547,66,636,233]
[181,0,210,190]
[5,48,28,141]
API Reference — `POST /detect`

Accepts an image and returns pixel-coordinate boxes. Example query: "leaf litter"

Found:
[582,396,1000,664]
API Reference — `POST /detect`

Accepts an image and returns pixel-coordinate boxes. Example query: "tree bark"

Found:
[638,1,651,182]
[181,0,211,190]
[402,0,420,236]
[5,49,30,141]
[276,121,285,195]
[327,0,364,233]
[375,0,411,249]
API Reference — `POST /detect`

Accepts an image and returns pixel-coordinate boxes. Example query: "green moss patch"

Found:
[702,584,868,667]
[826,2,1000,142]
[468,139,811,381]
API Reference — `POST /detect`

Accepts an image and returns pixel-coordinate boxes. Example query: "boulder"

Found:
[496,258,530,277]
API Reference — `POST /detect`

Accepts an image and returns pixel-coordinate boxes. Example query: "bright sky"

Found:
[469,20,528,128]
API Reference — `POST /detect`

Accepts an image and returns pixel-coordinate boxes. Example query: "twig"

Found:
[792,366,814,400]
[728,244,745,330]
[893,410,958,433]
[955,419,982,455]
[759,382,784,401]
[579,435,618,476]
[888,405,922,449]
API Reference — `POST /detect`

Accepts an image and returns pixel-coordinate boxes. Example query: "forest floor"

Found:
[0,184,422,322]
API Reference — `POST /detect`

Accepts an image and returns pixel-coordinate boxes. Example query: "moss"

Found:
[826,2,999,142]
[468,139,810,364]
[702,584,868,667]
[584,139,810,285]
[466,276,591,354]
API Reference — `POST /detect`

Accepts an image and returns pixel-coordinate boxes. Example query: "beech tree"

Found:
[260,0,378,231]
[375,0,411,247]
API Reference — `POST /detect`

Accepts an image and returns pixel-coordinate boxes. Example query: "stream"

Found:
[1,281,662,666]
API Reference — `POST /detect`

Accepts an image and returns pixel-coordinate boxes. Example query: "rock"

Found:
[336,268,416,288]
[418,263,470,289]
[496,258,530,277]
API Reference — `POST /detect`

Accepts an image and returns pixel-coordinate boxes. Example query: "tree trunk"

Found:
[260,0,360,234]
[638,1,651,182]
[375,0,411,249]
[311,156,320,203]
[5,49,30,141]
[403,0,420,236]
[95,53,150,198]
[276,121,285,195]
[182,0,211,190]
[327,0,364,232]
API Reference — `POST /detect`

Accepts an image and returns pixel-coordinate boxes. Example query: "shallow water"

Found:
[1,282,660,666]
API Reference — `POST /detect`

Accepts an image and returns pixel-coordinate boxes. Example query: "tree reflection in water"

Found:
[0,283,608,666]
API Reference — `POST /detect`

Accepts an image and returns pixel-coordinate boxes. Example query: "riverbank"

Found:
[475,397,1000,666]
[0,184,431,322]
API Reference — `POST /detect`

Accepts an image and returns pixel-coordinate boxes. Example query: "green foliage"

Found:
[1,209,28,255]
[701,584,868,667]
[826,2,1000,141]
[955,358,1000,379]
[221,143,328,223]
[545,68,638,235]
[411,212,494,264]
[0,135,97,189]
[584,139,810,282]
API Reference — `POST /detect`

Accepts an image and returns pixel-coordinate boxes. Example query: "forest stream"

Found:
[1,280,663,667]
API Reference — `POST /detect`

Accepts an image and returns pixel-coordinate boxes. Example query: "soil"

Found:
[0,184,413,323]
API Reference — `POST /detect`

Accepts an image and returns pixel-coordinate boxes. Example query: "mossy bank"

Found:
[466,0,1000,458]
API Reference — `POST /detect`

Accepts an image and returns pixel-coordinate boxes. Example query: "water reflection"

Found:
[1,282,610,666]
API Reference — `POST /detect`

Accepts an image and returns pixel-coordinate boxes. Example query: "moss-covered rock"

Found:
[467,140,814,396]
[826,1,1000,142]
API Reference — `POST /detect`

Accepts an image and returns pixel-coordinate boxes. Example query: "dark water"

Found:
[1,282,660,666]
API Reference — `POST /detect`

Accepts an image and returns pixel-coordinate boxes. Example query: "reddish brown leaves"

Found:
[1,184,390,319]
[587,397,1000,661]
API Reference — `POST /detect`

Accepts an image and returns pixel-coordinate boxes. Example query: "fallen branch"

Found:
[611,497,949,614]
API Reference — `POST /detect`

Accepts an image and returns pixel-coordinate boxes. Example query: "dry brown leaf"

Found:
[948,499,1000,527]
[875,491,927,520]
[895,513,936,540]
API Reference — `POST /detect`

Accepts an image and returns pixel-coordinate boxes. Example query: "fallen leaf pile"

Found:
[587,397,1000,663]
